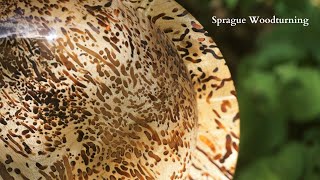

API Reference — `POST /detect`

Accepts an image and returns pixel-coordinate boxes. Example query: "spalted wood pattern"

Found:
[0,0,239,179]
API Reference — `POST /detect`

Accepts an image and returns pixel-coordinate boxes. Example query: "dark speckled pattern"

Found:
[0,0,239,179]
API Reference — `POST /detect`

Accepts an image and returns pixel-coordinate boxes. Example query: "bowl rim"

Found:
[125,0,240,179]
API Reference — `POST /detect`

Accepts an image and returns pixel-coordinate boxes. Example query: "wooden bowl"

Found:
[0,0,239,179]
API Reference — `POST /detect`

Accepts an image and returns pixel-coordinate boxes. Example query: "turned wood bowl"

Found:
[0,0,239,179]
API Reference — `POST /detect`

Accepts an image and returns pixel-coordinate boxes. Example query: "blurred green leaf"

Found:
[271,142,305,180]
[225,0,238,9]
[275,66,320,122]
[257,8,320,65]
[274,64,299,83]
[304,144,320,179]
[253,43,304,70]
[275,0,311,16]
[238,71,287,162]
[241,71,280,114]
[237,157,281,180]
[238,142,306,180]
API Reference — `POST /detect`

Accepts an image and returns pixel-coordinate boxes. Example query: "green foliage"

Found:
[238,71,288,162]
[238,142,305,180]
[272,142,306,179]
[237,158,282,180]
[236,0,320,179]
[225,0,239,9]
[276,66,320,121]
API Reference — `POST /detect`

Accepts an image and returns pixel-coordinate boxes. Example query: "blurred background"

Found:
[176,0,320,179]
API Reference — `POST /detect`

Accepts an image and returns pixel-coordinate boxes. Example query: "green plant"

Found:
[236,0,320,179]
